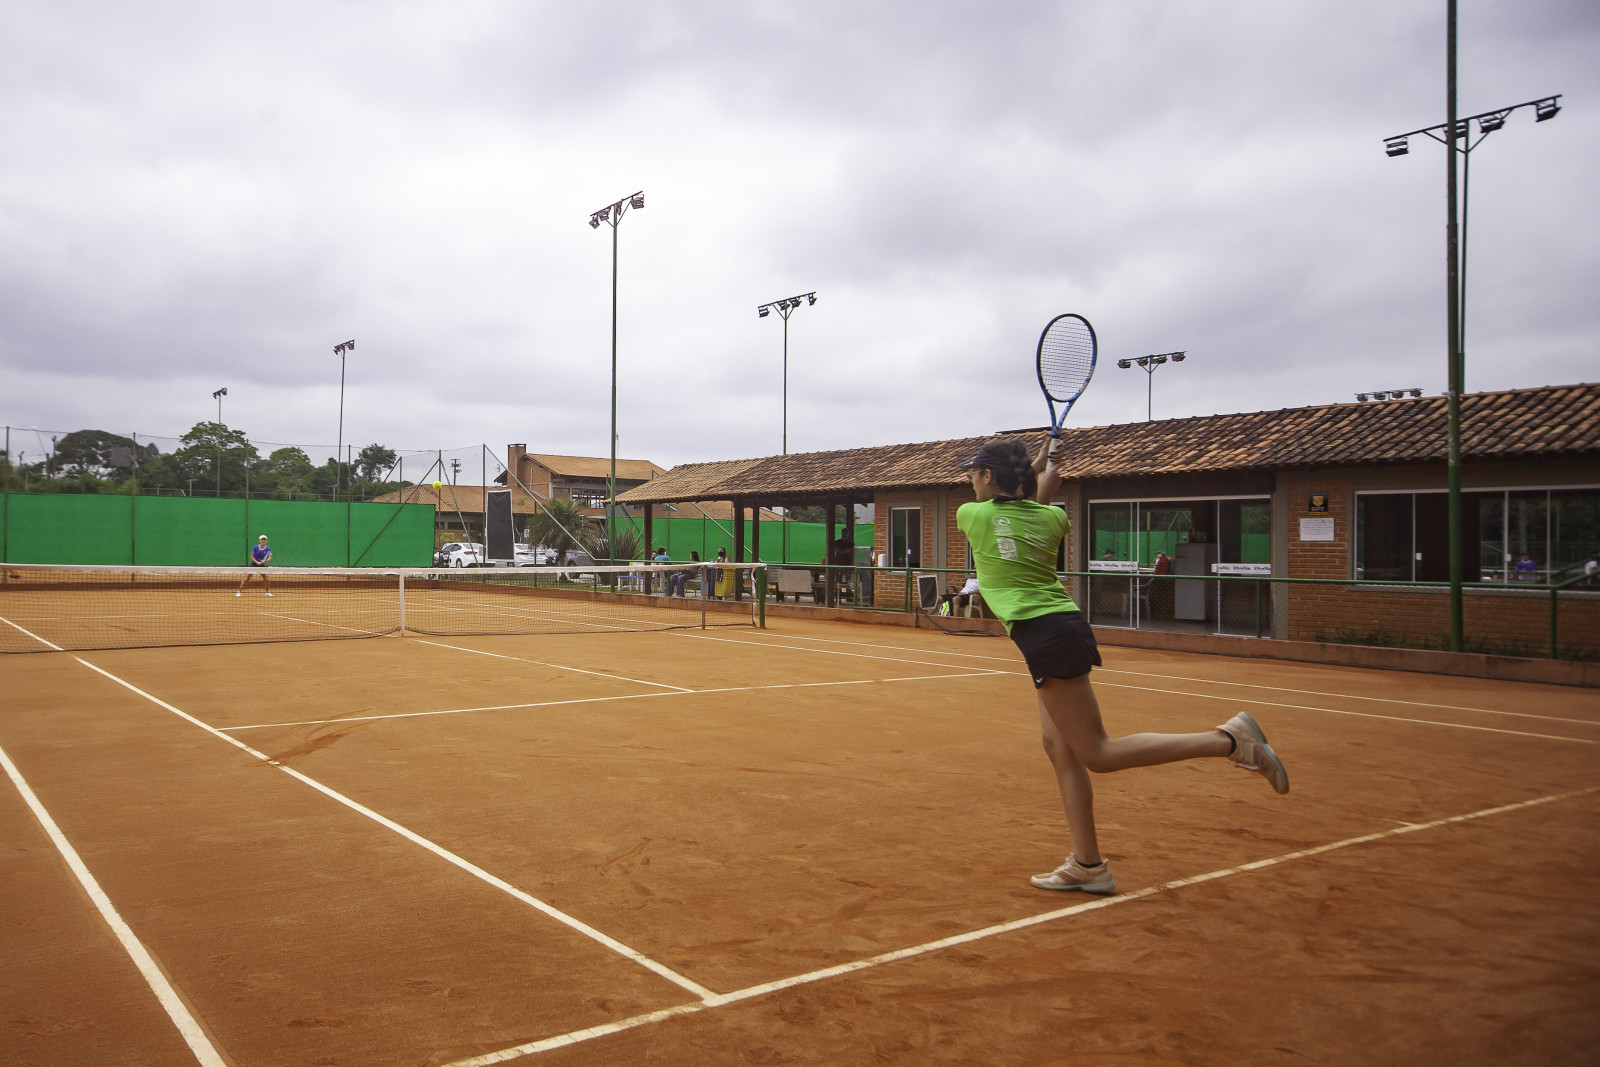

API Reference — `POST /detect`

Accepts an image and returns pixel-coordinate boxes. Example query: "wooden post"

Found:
[733,498,745,601]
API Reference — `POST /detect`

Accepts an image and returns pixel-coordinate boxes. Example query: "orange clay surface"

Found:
[1,616,1597,1066]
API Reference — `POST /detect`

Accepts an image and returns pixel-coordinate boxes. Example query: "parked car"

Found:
[434,542,487,567]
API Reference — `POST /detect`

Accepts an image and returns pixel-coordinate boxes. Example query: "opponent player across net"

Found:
[955,312,1289,896]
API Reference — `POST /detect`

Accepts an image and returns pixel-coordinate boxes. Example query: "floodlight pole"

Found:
[333,340,355,502]
[758,292,817,563]
[1115,352,1186,421]
[1382,10,1560,653]
[212,387,227,496]
[590,191,644,570]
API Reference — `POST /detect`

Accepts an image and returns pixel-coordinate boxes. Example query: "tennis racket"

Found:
[1035,313,1097,437]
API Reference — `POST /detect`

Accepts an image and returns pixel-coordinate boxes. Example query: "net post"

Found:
[399,572,407,636]
[755,564,767,628]
[701,562,709,629]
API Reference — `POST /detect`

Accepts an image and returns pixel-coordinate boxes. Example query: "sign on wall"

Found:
[1298,517,1336,542]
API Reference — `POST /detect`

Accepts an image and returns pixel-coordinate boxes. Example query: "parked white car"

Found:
[435,542,487,567]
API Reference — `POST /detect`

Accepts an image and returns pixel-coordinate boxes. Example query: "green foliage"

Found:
[531,498,594,556]
[356,444,398,482]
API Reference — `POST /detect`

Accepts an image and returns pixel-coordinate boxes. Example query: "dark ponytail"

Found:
[983,439,1037,500]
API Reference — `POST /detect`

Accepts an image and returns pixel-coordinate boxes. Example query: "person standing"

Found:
[237,534,274,597]
[956,437,1287,895]
[652,545,671,595]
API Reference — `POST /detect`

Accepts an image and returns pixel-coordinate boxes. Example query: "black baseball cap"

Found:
[958,442,1013,471]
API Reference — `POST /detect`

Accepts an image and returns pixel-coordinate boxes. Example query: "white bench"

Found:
[772,568,817,602]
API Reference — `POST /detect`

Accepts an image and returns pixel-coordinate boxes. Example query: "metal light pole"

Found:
[757,292,817,456]
[758,292,817,563]
[1383,14,1560,652]
[589,191,644,569]
[212,387,228,496]
[1115,352,1186,421]
[333,340,355,501]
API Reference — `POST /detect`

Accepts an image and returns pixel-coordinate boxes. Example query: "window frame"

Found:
[888,506,922,568]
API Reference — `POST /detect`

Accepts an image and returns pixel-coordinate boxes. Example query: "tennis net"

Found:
[0,563,765,653]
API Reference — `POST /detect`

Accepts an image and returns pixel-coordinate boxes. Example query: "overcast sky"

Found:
[2,1,1594,477]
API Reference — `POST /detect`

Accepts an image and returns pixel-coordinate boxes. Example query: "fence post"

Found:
[1549,584,1558,660]
[1254,579,1263,639]
[399,572,407,637]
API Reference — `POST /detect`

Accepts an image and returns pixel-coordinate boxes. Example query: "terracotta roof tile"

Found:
[620,383,1600,502]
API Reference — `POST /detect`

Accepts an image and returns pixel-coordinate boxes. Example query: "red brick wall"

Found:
[1279,466,1599,655]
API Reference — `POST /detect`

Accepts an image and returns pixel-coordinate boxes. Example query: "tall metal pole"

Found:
[782,311,790,456]
[1445,0,1464,652]
[609,209,618,569]
[337,352,346,503]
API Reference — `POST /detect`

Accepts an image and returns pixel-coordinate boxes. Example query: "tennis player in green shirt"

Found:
[957,438,1288,895]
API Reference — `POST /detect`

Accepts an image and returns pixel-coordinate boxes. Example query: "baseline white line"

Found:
[700,631,1596,744]
[413,638,694,692]
[221,672,997,732]
[62,654,717,1002]
[1091,679,1596,745]
[0,741,230,1067]
[442,785,1600,1065]
[753,630,1598,726]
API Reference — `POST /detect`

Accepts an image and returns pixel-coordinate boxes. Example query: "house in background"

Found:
[499,445,665,518]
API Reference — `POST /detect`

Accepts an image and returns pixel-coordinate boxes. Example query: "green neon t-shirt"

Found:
[956,498,1077,626]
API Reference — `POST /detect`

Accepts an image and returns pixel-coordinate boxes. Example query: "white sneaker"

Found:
[235,591,241,597]
[1218,712,1289,794]
[265,592,274,597]
[1031,855,1116,894]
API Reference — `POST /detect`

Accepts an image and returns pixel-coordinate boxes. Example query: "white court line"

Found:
[221,672,997,732]
[749,630,1600,727]
[52,651,717,1003]
[262,611,389,637]
[442,784,1600,1065]
[692,632,1597,745]
[674,630,1004,674]
[412,638,694,692]
[0,741,230,1067]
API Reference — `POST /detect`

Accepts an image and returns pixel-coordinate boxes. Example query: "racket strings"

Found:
[1038,324,1095,401]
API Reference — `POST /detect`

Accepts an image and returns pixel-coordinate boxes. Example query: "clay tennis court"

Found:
[3,615,1597,1065]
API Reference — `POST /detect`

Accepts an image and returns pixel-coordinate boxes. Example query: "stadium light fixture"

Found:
[757,291,818,458]
[1386,138,1410,157]
[1116,351,1187,421]
[212,387,228,424]
[588,190,645,570]
[1383,79,1562,651]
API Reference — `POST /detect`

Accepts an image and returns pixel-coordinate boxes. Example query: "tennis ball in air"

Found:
[432,480,442,490]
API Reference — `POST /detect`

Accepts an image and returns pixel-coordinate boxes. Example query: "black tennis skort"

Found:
[1010,610,1101,687]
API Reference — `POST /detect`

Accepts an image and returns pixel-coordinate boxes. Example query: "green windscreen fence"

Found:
[610,515,875,564]
[0,494,434,567]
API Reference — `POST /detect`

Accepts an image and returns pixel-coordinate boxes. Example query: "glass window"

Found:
[889,507,921,568]
[1356,494,1413,581]
[1139,504,1196,567]
[1550,488,1600,580]
[1089,502,1133,562]
[1220,499,1272,564]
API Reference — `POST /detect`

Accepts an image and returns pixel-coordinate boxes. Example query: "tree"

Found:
[355,444,398,482]
[530,498,594,557]
[52,430,158,480]
[168,422,259,495]
[254,447,317,498]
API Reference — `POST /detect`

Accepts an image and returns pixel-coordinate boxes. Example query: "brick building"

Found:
[619,383,1600,656]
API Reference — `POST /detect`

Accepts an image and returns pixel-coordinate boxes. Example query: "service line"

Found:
[441,785,1600,1065]
[689,631,1598,744]
[222,671,999,732]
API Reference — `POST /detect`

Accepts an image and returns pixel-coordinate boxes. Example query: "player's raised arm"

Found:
[1035,437,1065,503]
